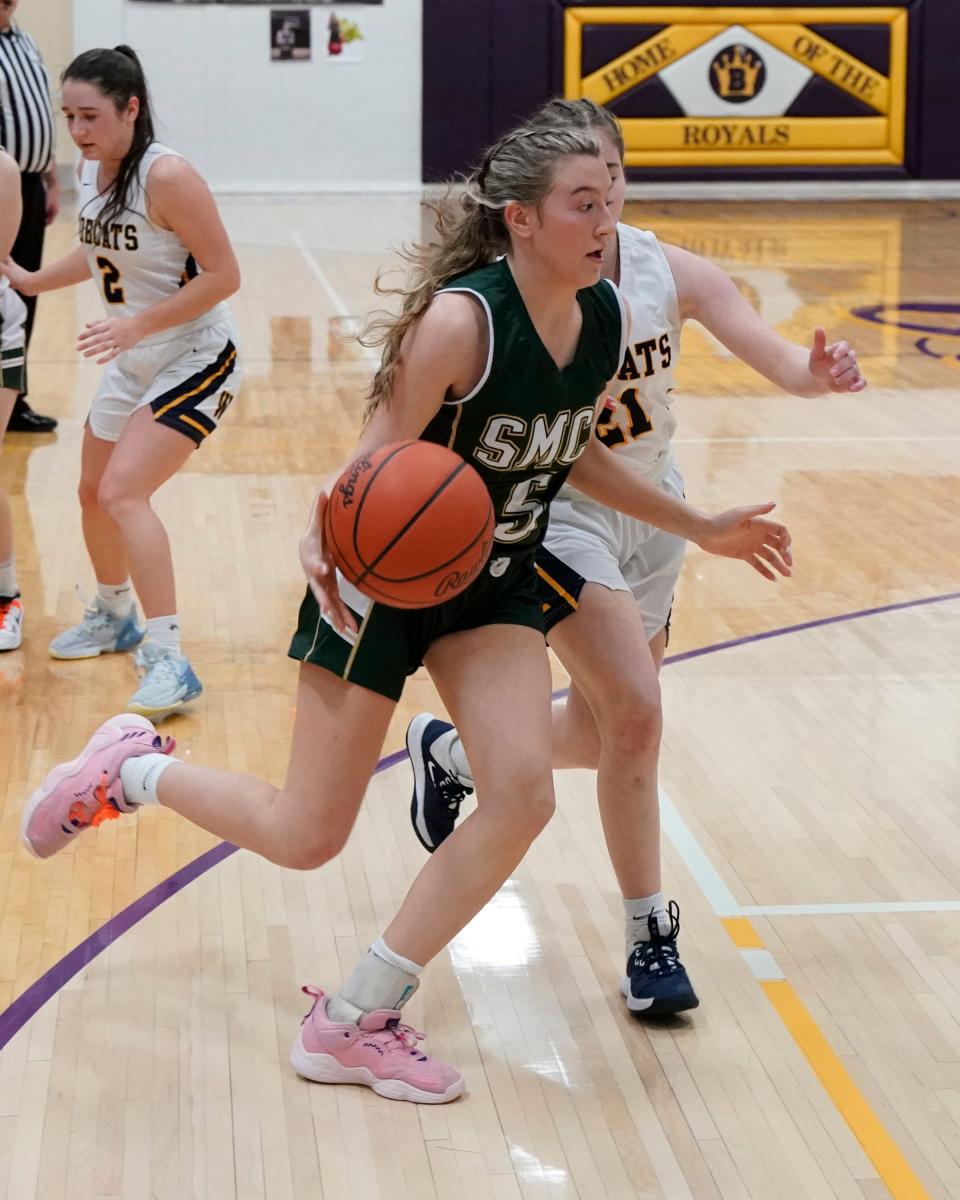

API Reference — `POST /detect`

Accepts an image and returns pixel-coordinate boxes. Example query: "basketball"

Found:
[323,440,495,609]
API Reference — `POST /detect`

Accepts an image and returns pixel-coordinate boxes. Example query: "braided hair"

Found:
[361,120,600,418]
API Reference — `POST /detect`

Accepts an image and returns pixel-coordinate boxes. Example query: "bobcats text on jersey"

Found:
[618,332,672,380]
[77,217,139,253]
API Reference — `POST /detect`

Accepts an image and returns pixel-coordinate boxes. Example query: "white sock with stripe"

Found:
[625,892,670,956]
[119,753,175,807]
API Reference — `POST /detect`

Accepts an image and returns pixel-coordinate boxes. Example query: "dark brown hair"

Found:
[65,45,155,227]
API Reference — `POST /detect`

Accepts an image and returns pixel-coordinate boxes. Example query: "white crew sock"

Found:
[144,614,182,656]
[327,936,423,1024]
[432,729,474,787]
[624,892,671,956]
[0,556,17,599]
[119,753,175,807]
[96,579,133,618]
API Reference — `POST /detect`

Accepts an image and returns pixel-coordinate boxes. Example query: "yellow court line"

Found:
[721,916,765,948]
[723,919,931,1199]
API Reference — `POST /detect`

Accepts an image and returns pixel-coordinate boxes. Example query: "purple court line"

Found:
[0,746,407,1052]
[1,591,958,1052]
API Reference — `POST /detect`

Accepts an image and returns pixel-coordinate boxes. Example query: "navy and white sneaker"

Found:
[406,712,473,853]
[620,901,699,1016]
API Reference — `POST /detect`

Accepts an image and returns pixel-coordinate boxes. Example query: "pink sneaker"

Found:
[21,714,175,859]
[289,985,465,1104]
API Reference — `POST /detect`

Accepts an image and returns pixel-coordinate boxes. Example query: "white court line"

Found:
[658,788,741,916]
[741,949,785,980]
[291,230,378,362]
[291,228,351,314]
[660,789,960,917]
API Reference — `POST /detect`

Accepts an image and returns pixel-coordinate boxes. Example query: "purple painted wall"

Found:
[422,0,959,182]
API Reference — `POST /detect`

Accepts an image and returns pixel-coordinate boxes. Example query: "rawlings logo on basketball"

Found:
[433,537,494,599]
[337,456,372,507]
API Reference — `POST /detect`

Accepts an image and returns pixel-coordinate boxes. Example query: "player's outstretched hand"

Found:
[696,502,793,581]
[300,491,358,636]
[809,327,867,393]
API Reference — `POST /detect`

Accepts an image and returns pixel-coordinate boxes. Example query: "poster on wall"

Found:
[324,11,364,60]
[271,9,310,61]
[563,5,907,168]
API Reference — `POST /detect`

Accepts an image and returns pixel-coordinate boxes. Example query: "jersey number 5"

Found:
[96,256,125,305]
[495,473,551,543]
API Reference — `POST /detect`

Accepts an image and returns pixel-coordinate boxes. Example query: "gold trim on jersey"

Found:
[152,347,238,418]
[535,562,581,612]
[342,604,376,680]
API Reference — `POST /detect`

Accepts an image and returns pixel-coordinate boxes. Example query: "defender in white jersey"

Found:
[1,46,242,715]
[0,150,28,651]
[407,99,866,1018]
[543,219,684,641]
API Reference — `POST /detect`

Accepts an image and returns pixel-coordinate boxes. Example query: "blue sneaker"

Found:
[620,901,699,1016]
[49,597,145,660]
[127,642,203,719]
[406,712,473,852]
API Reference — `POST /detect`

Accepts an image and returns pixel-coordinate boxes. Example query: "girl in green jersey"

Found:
[22,116,791,1102]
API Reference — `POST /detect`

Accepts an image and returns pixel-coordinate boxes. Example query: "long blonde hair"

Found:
[361,121,600,418]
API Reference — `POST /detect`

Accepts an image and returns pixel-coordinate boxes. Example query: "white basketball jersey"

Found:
[77,143,228,345]
[561,223,681,495]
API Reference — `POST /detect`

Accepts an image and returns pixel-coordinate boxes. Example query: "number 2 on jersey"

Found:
[96,256,125,305]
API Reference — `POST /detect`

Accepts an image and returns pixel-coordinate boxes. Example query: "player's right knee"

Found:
[476,766,556,835]
[597,684,663,761]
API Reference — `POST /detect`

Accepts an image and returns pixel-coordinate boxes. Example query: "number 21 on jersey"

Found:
[595,387,653,448]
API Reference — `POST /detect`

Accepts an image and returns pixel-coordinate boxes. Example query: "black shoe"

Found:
[7,398,58,433]
[406,712,473,852]
[621,901,700,1016]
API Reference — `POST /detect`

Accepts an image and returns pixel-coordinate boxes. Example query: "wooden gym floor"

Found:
[0,196,958,1199]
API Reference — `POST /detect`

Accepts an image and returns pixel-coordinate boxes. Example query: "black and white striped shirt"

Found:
[0,24,54,173]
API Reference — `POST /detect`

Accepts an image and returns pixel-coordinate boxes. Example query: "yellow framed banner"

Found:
[564,6,908,167]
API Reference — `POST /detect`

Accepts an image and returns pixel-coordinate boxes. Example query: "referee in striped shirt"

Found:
[0,0,59,431]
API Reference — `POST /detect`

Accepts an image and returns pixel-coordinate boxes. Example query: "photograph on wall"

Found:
[325,10,365,61]
[133,0,381,6]
[271,9,310,61]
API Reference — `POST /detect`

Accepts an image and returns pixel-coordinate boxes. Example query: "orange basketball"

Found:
[323,441,495,609]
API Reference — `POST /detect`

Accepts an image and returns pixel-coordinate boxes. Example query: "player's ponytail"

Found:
[361,121,600,419]
[64,46,156,228]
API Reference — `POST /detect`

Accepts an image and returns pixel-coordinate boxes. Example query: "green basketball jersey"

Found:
[423,258,625,553]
